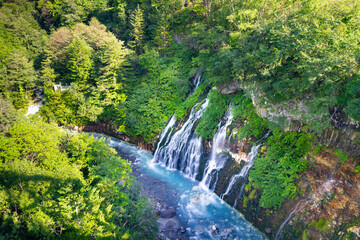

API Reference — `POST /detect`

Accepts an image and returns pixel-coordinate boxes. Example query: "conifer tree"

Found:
[66,37,93,89]
[129,5,144,54]
[154,13,172,56]
[0,51,36,108]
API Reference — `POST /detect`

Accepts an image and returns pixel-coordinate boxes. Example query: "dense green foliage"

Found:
[1,0,359,219]
[0,104,157,239]
[40,19,129,126]
[123,49,190,142]
[0,1,47,109]
[0,98,19,133]
[232,92,268,139]
[191,0,360,125]
[2,0,359,141]
[196,89,229,139]
[249,130,311,209]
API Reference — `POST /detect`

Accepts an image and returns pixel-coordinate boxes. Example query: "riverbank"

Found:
[94,134,267,240]
[115,146,189,240]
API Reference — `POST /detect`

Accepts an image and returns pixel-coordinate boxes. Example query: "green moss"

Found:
[260,145,267,154]
[313,218,331,232]
[333,149,349,162]
[195,89,230,139]
[249,189,257,200]
[354,136,360,145]
[231,92,268,140]
[302,229,310,240]
[244,182,252,193]
[355,164,360,175]
[311,145,323,156]
[243,196,249,208]
[301,125,309,132]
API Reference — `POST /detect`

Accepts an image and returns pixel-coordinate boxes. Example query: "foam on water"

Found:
[90,133,267,240]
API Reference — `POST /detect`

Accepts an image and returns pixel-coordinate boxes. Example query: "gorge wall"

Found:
[76,88,360,240]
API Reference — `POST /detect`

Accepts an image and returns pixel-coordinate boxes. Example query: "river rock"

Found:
[265,228,272,234]
[211,225,219,234]
[160,208,176,218]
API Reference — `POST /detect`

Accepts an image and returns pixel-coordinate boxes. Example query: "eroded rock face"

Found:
[295,154,360,239]
[218,81,243,95]
[252,150,360,239]
[316,128,360,159]
[227,136,254,164]
[77,123,157,151]
[214,136,360,240]
[348,226,360,238]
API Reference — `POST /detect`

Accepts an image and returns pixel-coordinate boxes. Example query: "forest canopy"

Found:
[0,0,358,143]
[0,0,359,233]
[0,100,157,239]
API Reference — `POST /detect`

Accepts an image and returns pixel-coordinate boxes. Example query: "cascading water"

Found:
[225,132,270,207]
[201,105,233,190]
[154,98,209,179]
[25,91,44,116]
[220,143,262,199]
[274,178,337,239]
[153,115,176,159]
[193,73,202,89]
[274,199,310,240]
[91,133,267,240]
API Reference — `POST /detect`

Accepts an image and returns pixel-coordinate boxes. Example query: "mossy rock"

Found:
[309,218,331,233]
[302,229,310,240]
[249,189,257,200]
[244,182,252,193]
[243,196,249,208]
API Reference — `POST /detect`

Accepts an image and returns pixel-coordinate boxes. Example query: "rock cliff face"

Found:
[218,128,359,238]
[75,123,157,152]
[317,127,360,159]
[235,149,360,239]
[202,129,359,239]
[77,92,360,240]
[198,86,360,239]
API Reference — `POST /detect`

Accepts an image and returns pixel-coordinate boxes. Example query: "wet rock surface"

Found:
[78,123,156,151]
[238,150,360,240]
[159,207,176,219]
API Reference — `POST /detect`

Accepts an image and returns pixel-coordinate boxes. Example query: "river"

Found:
[92,133,266,240]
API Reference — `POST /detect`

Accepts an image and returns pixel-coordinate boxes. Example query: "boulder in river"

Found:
[160,207,176,218]
[211,225,219,234]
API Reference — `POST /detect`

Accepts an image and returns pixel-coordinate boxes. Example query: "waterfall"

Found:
[227,131,270,207]
[220,143,262,199]
[274,199,310,240]
[193,73,202,89]
[153,115,177,160]
[273,177,337,239]
[201,106,233,190]
[154,98,209,179]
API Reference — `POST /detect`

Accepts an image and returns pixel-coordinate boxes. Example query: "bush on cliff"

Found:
[249,129,311,209]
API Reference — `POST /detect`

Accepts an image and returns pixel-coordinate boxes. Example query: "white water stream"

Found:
[92,133,267,240]
[154,98,209,179]
[25,100,44,116]
[153,115,177,159]
[220,143,262,199]
[201,106,233,190]
[274,199,310,240]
